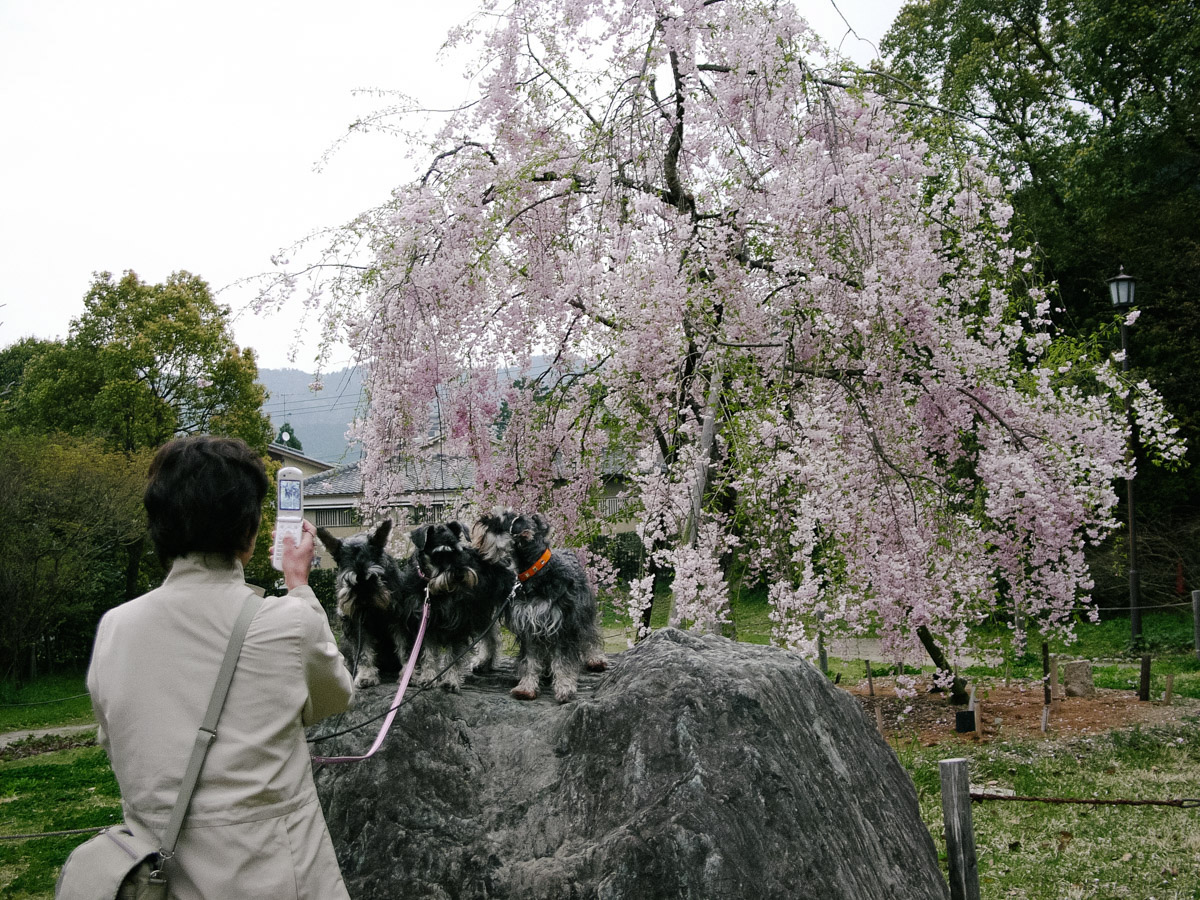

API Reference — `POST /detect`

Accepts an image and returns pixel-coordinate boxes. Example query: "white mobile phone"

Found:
[271,466,304,571]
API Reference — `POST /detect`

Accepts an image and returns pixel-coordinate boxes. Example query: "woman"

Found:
[87,435,354,899]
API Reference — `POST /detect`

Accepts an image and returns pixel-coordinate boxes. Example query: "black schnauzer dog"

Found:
[473,509,607,703]
[318,519,513,692]
[317,518,421,690]
[407,519,513,691]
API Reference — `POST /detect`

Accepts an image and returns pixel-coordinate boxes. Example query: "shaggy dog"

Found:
[317,518,421,689]
[473,509,607,702]
[318,519,513,692]
[407,519,513,691]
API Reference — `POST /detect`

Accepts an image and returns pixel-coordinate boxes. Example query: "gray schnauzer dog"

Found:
[472,509,607,702]
[318,519,512,692]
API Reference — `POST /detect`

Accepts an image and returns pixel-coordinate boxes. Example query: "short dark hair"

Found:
[144,435,269,564]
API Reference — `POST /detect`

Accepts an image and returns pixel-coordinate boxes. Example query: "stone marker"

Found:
[1061,660,1096,698]
[313,628,949,900]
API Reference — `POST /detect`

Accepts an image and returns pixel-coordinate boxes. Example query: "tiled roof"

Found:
[304,455,476,497]
[304,463,365,496]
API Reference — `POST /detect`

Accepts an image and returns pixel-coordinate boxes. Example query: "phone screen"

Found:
[279,479,302,512]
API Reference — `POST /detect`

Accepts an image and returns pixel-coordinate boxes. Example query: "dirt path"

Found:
[0,723,96,750]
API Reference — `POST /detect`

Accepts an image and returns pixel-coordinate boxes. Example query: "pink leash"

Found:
[312,599,431,764]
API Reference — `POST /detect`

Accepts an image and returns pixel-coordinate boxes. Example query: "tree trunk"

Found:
[916,625,969,705]
[124,535,145,602]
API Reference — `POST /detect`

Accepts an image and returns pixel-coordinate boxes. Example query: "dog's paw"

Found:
[585,658,608,672]
[510,686,538,701]
[554,687,577,704]
[354,671,381,689]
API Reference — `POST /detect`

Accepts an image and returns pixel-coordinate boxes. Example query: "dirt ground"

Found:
[846,677,1200,746]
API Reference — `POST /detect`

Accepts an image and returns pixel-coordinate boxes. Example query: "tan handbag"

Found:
[56,594,262,900]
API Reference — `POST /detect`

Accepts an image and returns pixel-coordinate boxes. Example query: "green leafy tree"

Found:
[276,421,304,452]
[0,433,149,681]
[9,270,274,601]
[15,270,271,452]
[879,0,1200,601]
[0,337,60,430]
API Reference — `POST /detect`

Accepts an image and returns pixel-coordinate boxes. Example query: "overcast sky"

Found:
[0,0,904,371]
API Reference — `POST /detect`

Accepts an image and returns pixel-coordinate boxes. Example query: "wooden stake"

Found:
[1050,655,1061,700]
[1163,673,1175,705]
[1139,655,1151,702]
[1040,705,1050,733]
[865,659,875,697]
[875,703,885,734]
[939,758,982,900]
[974,702,983,740]
[1041,642,1051,706]
[1193,590,1200,663]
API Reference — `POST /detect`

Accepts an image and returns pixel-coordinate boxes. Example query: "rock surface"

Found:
[310,628,949,900]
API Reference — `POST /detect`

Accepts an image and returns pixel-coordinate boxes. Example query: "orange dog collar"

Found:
[517,548,552,582]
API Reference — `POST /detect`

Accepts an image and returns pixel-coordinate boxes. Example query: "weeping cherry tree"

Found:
[262,0,1183,676]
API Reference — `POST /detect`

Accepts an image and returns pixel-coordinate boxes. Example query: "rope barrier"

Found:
[0,826,106,842]
[1091,600,1195,612]
[972,791,1200,809]
[0,692,90,708]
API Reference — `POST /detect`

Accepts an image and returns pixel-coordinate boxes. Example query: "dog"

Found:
[318,518,512,692]
[472,509,607,703]
[317,518,422,690]
[406,519,513,691]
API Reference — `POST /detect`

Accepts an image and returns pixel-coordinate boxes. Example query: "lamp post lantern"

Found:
[1108,266,1140,645]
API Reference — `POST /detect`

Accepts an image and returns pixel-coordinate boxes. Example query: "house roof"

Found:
[268,441,334,469]
[304,455,476,498]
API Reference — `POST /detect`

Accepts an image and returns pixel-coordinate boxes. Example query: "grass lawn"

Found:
[0,674,95,733]
[902,721,1200,899]
[0,743,121,899]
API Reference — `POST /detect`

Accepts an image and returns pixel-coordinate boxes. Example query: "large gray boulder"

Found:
[312,628,949,900]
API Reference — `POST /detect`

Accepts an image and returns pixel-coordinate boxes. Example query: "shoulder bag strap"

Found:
[159,592,263,857]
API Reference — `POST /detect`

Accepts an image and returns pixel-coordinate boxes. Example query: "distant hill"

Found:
[257,356,555,467]
[257,366,365,466]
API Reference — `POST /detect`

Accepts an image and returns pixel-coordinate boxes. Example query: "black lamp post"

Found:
[1108,266,1140,645]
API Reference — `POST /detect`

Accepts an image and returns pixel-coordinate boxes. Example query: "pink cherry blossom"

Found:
[262,0,1184,664]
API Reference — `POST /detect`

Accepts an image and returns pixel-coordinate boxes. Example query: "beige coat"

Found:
[87,553,354,900]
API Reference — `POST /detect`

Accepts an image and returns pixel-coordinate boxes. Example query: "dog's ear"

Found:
[410,524,429,552]
[447,520,465,541]
[316,527,342,558]
[370,518,393,551]
[533,513,552,538]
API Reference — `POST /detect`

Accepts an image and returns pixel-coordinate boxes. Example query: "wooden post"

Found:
[939,758,982,900]
[1193,590,1200,663]
[1163,673,1175,705]
[1049,655,1061,700]
[1041,642,1051,706]
[1139,655,1151,702]
[1041,642,1051,731]
[865,659,875,697]
[974,702,983,740]
[875,704,885,735]
[817,630,828,675]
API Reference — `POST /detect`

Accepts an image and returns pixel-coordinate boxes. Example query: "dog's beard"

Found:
[428,565,478,596]
[336,565,392,617]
